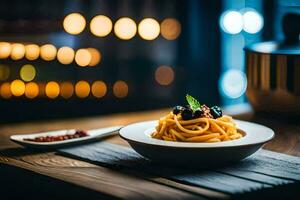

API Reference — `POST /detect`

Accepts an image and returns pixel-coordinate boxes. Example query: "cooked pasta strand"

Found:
[186,133,220,142]
[205,138,221,143]
[151,112,242,143]
[169,129,187,141]
[174,115,210,135]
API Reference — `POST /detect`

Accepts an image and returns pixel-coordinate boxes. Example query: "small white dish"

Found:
[119,120,274,166]
[10,126,123,149]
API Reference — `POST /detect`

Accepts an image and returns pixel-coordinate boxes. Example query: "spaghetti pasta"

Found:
[151,112,243,143]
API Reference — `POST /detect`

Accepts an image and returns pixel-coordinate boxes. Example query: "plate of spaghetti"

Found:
[119,95,274,166]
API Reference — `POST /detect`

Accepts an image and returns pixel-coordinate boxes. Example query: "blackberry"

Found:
[181,108,193,120]
[193,108,203,118]
[172,106,184,114]
[210,106,222,119]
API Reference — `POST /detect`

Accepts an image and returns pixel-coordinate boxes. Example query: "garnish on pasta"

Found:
[151,95,243,142]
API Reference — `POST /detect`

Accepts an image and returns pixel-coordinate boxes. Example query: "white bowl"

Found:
[119,120,274,167]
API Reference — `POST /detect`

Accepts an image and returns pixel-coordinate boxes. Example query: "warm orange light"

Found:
[11,43,25,60]
[25,82,39,99]
[45,81,60,99]
[113,80,128,98]
[0,42,12,59]
[138,18,160,40]
[10,79,25,96]
[57,46,75,65]
[160,18,181,40]
[155,65,175,85]
[20,64,36,82]
[0,82,12,99]
[75,81,90,98]
[60,82,74,99]
[63,13,86,35]
[40,44,57,61]
[0,64,10,81]
[75,49,91,67]
[90,15,113,37]
[25,44,40,60]
[91,81,107,98]
[114,17,137,40]
[87,48,101,66]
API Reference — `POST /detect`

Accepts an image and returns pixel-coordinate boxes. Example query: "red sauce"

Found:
[24,130,88,142]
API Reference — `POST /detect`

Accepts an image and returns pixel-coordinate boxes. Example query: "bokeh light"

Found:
[0,82,12,99]
[155,65,175,86]
[45,81,60,99]
[75,49,92,67]
[242,10,263,34]
[25,82,39,99]
[138,18,160,40]
[91,81,107,98]
[11,43,25,60]
[0,42,12,59]
[40,44,57,61]
[20,64,36,82]
[90,15,113,37]
[25,44,40,60]
[87,48,101,66]
[160,18,181,40]
[220,10,243,34]
[113,80,128,98]
[63,13,86,35]
[0,64,10,81]
[60,81,74,99]
[10,79,25,96]
[75,81,90,98]
[219,69,247,99]
[114,17,137,40]
[57,46,75,65]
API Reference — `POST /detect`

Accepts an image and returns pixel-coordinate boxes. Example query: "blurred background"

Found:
[0,0,298,122]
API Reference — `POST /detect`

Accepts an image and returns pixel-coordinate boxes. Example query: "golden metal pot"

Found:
[245,13,300,114]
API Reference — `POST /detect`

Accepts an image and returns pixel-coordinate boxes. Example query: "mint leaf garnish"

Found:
[186,94,201,112]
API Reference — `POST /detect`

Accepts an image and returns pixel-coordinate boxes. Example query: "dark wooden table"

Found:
[0,106,300,199]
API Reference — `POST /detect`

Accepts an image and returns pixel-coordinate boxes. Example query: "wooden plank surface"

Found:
[1,152,202,200]
[0,106,300,199]
[59,142,300,195]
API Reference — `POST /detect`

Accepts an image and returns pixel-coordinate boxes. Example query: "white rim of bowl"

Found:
[119,120,274,148]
